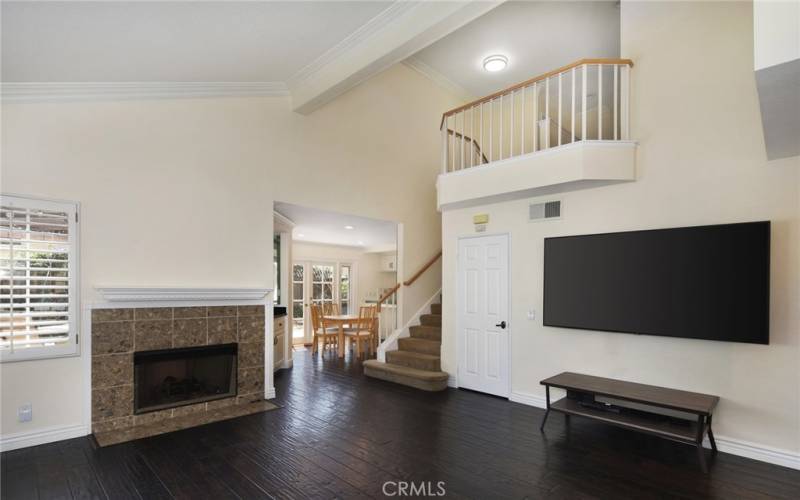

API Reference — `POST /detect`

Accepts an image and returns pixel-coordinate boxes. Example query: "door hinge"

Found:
[75,212,79,223]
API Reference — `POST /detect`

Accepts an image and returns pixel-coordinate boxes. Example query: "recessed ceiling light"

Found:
[297,233,305,238]
[357,241,364,245]
[483,54,508,72]
[344,225,355,230]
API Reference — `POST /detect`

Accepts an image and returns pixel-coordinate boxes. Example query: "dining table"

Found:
[322,314,360,358]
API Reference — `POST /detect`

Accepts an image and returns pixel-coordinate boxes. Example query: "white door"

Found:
[457,234,510,397]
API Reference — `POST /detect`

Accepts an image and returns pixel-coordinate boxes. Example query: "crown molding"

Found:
[1,82,289,103]
[402,56,475,103]
[286,1,420,90]
[95,287,273,303]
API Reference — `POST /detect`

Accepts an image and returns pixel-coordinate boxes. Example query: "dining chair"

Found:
[310,304,338,355]
[344,305,377,359]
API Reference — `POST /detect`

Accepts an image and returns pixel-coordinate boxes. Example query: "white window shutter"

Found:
[1,195,79,361]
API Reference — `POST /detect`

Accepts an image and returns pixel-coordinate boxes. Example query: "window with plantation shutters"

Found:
[1,195,79,361]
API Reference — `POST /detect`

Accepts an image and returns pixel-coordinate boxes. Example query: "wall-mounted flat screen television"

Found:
[543,222,770,344]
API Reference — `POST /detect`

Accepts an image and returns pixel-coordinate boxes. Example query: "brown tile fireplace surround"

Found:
[91,304,276,446]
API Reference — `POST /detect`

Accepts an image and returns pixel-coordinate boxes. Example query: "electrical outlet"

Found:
[527,309,536,320]
[18,404,32,423]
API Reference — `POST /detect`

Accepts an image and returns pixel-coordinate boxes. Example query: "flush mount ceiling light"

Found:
[344,225,355,230]
[483,54,508,72]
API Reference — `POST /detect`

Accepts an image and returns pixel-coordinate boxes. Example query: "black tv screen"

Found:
[543,222,770,344]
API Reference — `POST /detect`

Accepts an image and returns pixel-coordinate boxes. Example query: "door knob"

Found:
[495,321,507,329]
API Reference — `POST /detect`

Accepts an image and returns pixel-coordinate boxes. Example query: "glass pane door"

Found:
[292,264,305,342]
[311,263,335,312]
[339,264,351,315]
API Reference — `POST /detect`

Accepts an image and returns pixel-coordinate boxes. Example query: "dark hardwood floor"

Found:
[3,349,799,499]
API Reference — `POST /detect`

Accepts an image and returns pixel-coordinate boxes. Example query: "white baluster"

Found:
[450,114,455,171]
[545,77,550,149]
[622,64,630,140]
[510,90,515,157]
[582,64,587,142]
[558,72,563,147]
[441,122,447,173]
[521,85,526,155]
[461,110,465,170]
[500,94,504,160]
[598,64,603,140]
[533,82,538,152]
[480,101,484,163]
[489,98,494,161]
[613,64,618,140]
[571,67,576,143]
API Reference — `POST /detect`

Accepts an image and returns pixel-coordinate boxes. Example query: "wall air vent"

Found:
[529,200,562,221]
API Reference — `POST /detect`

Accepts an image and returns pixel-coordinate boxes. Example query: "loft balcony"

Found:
[437,59,637,210]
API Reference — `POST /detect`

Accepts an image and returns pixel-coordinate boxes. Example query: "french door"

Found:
[292,261,354,343]
[457,234,510,397]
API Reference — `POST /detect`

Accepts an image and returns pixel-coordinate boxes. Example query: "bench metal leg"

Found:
[707,416,718,454]
[539,409,550,432]
[540,385,551,432]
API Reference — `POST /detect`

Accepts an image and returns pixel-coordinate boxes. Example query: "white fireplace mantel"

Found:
[94,287,273,303]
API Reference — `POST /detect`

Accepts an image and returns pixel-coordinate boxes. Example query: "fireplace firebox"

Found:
[134,343,237,414]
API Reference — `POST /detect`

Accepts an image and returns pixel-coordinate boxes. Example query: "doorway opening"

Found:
[273,202,399,361]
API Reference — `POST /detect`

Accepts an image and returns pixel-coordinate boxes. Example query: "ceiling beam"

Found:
[289,1,503,114]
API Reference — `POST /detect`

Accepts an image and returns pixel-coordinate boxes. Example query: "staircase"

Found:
[364,301,448,391]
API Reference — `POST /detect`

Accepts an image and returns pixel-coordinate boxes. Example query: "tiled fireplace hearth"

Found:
[91,304,275,446]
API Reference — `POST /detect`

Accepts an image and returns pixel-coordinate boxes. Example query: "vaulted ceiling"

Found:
[1,2,621,111]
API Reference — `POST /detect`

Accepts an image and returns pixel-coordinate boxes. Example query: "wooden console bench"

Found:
[540,372,719,472]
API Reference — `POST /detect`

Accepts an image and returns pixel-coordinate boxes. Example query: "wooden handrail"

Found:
[446,129,489,164]
[375,250,442,312]
[440,58,634,129]
[376,283,400,312]
[403,251,442,287]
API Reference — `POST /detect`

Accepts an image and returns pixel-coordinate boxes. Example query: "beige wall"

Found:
[0,63,459,439]
[441,1,800,453]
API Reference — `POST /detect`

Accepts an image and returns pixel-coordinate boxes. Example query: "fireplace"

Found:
[134,343,238,414]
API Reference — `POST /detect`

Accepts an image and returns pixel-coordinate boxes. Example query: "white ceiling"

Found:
[274,202,396,252]
[1,1,391,82]
[409,1,620,97]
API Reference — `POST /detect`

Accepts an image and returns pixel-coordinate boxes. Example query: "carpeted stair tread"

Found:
[398,337,440,355]
[430,303,441,315]
[409,325,441,341]
[420,314,441,327]
[386,350,441,371]
[363,360,448,392]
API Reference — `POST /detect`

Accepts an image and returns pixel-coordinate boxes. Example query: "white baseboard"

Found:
[282,359,293,369]
[508,390,800,470]
[447,374,459,388]
[509,391,547,409]
[0,423,88,452]
[264,387,277,399]
[705,435,800,470]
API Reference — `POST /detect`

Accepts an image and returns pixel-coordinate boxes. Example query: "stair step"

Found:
[409,325,441,341]
[386,350,441,371]
[420,314,441,327]
[398,337,440,355]
[363,360,448,392]
[430,303,441,315]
